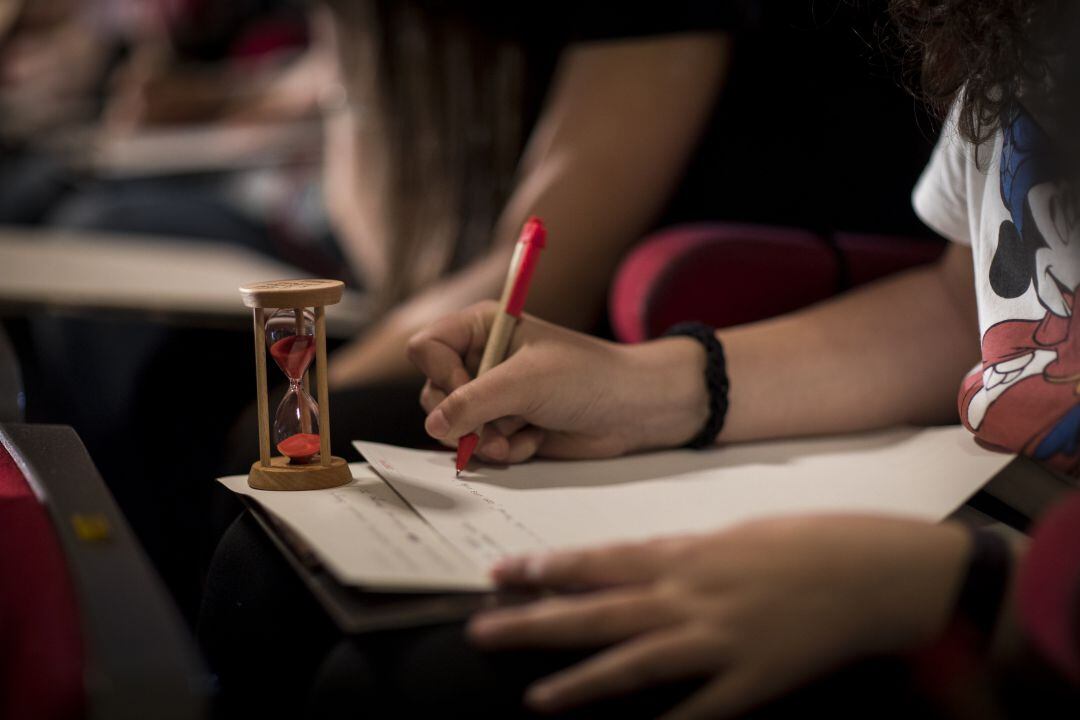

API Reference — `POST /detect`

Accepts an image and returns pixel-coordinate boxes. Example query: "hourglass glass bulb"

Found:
[274,389,320,462]
[265,308,316,380]
[265,307,321,463]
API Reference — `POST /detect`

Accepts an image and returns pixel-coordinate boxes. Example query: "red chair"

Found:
[609,223,945,343]
[0,424,209,720]
[0,438,83,720]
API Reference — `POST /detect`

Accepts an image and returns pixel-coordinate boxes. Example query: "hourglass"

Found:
[239,279,351,491]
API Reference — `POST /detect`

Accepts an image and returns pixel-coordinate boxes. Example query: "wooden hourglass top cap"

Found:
[239,279,344,309]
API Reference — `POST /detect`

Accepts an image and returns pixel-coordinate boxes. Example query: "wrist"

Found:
[865,523,974,654]
[620,337,710,452]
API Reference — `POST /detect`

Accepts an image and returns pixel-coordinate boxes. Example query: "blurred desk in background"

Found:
[55,121,321,180]
[0,227,369,337]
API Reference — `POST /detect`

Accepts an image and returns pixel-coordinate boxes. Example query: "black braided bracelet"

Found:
[952,527,1013,649]
[663,322,730,449]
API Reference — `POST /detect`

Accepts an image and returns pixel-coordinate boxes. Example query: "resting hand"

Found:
[407,301,709,463]
[468,516,971,718]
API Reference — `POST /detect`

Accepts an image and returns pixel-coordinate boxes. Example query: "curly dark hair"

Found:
[890,0,1068,144]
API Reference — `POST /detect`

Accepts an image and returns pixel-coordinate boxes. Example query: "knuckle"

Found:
[465,300,499,326]
[669,536,709,569]
[405,333,429,363]
[419,383,438,411]
[441,393,464,423]
[654,577,687,606]
[451,383,475,409]
[450,366,472,390]
[442,386,476,426]
[537,553,577,583]
[561,552,592,577]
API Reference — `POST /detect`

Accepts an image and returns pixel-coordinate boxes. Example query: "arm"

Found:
[327,33,729,388]
[719,241,980,441]
[409,243,982,462]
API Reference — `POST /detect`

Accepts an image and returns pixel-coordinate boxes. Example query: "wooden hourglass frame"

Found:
[239,279,351,491]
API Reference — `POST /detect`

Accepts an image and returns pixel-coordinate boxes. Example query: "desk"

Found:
[50,121,321,180]
[0,227,370,337]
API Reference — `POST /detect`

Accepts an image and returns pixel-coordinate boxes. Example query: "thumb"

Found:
[424,362,533,441]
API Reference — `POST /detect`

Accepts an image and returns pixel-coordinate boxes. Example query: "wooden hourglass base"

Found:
[248,456,352,491]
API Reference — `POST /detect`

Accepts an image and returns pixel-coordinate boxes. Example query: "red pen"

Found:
[455,217,547,475]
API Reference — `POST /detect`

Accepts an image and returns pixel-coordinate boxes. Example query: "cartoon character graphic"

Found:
[960,109,1080,473]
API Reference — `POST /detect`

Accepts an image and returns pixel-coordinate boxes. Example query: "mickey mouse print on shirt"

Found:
[915,103,1080,475]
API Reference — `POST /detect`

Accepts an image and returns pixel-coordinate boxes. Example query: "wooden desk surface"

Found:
[0,227,370,337]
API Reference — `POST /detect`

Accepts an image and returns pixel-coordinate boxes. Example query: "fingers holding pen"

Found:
[407,301,498,390]
[483,425,545,464]
[424,363,534,443]
[420,366,540,462]
[408,337,473,398]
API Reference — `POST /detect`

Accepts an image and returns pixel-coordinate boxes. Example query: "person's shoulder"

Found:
[911,101,998,245]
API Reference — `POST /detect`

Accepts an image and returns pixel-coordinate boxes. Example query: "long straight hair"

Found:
[327,0,526,312]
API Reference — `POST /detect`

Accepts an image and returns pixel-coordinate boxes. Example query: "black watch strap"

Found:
[952,527,1013,649]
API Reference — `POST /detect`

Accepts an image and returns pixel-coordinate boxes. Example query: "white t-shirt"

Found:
[913,104,1080,474]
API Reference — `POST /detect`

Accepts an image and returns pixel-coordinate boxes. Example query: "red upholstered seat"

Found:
[0,443,84,720]
[833,231,945,287]
[609,224,945,343]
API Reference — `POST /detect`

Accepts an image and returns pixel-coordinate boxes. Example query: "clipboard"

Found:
[242,497,537,635]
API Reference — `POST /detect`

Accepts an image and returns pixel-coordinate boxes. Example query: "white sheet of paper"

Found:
[356,426,1013,570]
[218,465,491,591]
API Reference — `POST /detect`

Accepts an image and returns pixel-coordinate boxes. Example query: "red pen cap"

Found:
[505,217,546,318]
[519,216,547,249]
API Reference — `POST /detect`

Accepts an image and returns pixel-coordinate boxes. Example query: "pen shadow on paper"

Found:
[422,431,912,491]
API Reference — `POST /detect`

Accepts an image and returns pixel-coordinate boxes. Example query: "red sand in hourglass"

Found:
[269,335,316,379]
[270,334,319,462]
[277,433,321,463]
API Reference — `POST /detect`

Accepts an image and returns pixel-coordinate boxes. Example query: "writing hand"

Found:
[407,301,709,463]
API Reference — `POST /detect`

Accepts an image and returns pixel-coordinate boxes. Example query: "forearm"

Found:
[327,254,510,388]
[328,34,727,389]
[327,106,716,388]
[633,244,980,446]
[325,178,619,389]
[719,245,980,441]
[328,143,692,390]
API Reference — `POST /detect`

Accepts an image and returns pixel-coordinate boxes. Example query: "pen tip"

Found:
[455,432,479,476]
[455,470,461,478]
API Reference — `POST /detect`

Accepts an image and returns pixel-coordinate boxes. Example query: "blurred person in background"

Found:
[317,1,935,394]
[1,0,338,625]
[0,0,337,270]
[319,1,736,389]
